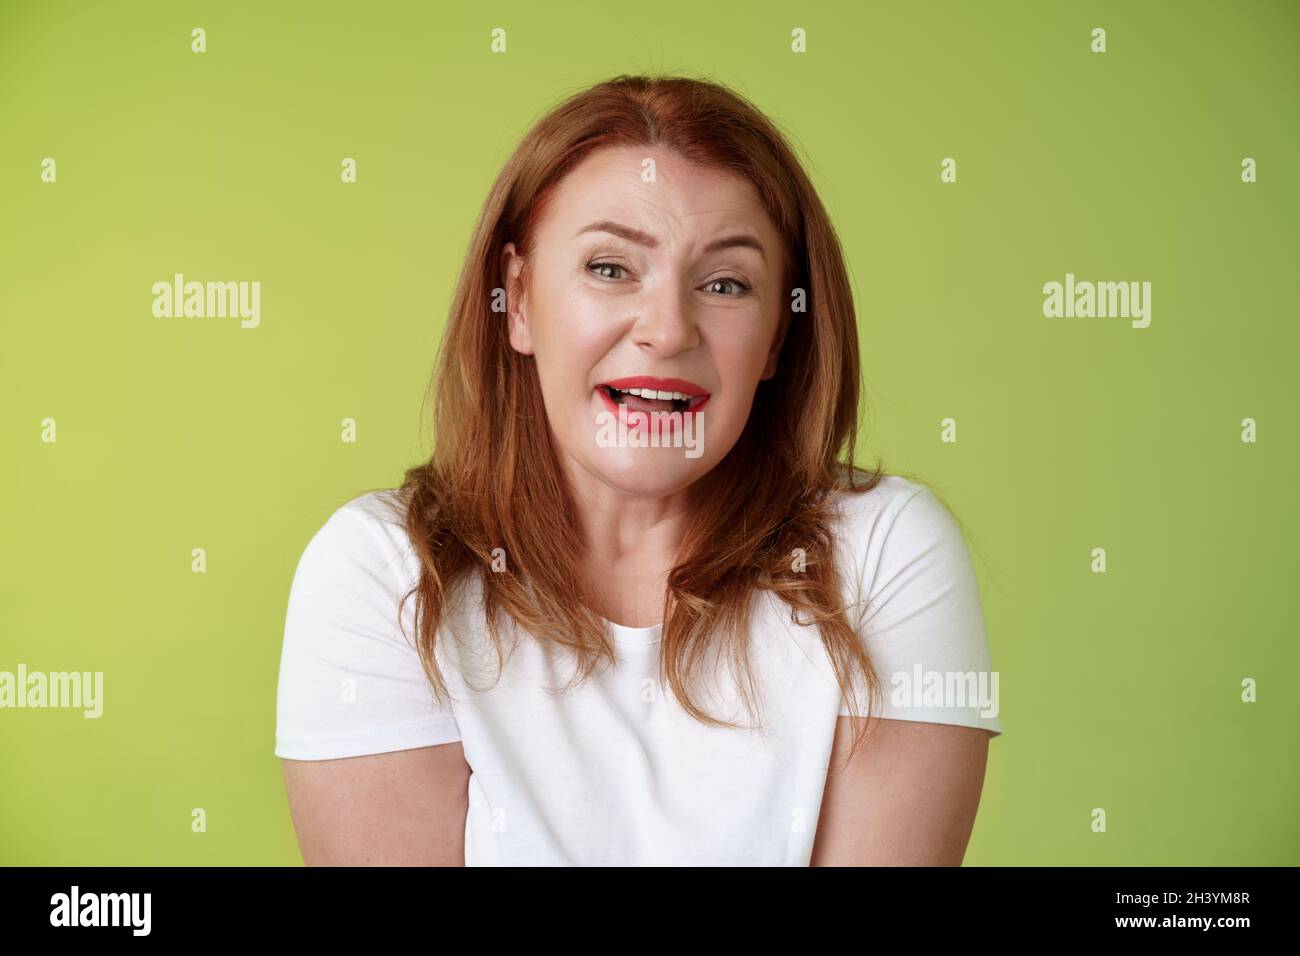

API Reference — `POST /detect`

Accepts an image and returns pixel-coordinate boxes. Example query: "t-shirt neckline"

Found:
[604,619,663,645]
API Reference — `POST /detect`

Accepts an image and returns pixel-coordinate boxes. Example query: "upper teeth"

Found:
[611,387,693,401]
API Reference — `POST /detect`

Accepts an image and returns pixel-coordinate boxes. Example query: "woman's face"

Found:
[503,144,789,499]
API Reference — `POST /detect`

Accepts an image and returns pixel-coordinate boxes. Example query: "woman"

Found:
[274,73,1002,866]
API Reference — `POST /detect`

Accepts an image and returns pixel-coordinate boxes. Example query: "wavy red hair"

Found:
[380,73,887,755]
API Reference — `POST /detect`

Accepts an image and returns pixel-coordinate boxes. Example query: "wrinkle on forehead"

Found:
[547,146,778,253]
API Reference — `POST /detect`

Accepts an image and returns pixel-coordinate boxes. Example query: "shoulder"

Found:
[283,488,424,636]
[823,469,978,612]
[824,471,963,575]
[825,470,1001,735]
[335,487,414,551]
[276,488,461,760]
[825,470,932,531]
[295,488,417,587]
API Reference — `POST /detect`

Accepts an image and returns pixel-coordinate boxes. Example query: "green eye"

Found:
[587,261,627,280]
[707,277,751,296]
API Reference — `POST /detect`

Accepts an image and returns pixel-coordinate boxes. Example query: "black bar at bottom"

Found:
[0,865,1289,941]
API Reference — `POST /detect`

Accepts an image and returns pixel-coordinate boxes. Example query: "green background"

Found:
[2,0,1296,865]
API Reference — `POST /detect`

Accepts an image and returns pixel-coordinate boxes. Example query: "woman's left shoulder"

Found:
[824,469,982,614]
[825,471,1001,735]
[823,469,946,541]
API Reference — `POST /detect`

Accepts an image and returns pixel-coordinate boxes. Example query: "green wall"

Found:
[2,0,1296,864]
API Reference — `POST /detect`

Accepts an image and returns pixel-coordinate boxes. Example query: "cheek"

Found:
[530,291,615,392]
[711,331,777,413]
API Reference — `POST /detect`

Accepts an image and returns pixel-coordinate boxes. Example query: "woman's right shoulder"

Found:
[293,487,419,592]
[338,486,414,546]
[277,485,463,761]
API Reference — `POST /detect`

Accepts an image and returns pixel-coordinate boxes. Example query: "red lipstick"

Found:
[594,376,711,436]
[600,376,709,398]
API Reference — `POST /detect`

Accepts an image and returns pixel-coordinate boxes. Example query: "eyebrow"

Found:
[573,219,768,262]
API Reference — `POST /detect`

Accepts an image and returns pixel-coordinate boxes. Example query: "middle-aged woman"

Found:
[275,73,1003,866]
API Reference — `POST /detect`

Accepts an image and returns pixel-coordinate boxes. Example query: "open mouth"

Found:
[596,376,711,416]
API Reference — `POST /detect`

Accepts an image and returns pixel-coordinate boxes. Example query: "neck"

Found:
[560,453,694,627]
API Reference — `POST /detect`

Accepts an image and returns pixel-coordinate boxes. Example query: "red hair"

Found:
[390,73,886,755]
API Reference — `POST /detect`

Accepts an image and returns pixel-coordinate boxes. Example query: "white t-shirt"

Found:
[274,474,1003,865]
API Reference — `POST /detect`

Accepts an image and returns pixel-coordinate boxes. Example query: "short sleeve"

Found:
[838,484,1003,737]
[274,500,462,759]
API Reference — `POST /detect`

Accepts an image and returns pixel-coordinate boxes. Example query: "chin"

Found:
[582,448,713,498]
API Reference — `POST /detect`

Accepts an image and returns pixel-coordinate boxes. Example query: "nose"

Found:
[630,282,700,357]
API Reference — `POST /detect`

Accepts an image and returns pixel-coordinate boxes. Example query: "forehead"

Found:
[537,144,778,243]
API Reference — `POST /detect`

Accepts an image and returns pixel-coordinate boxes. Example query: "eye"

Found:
[704,276,751,296]
[586,260,628,281]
